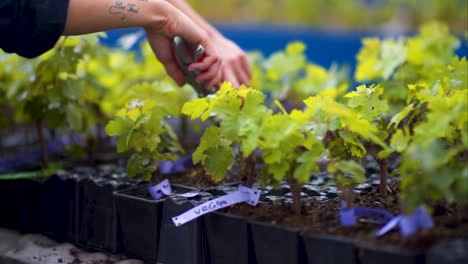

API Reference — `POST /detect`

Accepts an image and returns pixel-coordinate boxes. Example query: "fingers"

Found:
[223,69,240,88]
[232,63,250,87]
[194,57,221,81]
[164,62,186,86]
[188,56,219,72]
[219,53,252,88]
[188,54,223,89]
[240,54,252,80]
[146,34,185,86]
[205,67,222,90]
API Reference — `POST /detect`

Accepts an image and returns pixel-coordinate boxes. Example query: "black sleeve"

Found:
[0,0,70,58]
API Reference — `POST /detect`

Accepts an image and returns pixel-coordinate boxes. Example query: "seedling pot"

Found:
[77,176,132,253]
[204,211,254,264]
[356,242,425,264]
[114,185,164,263]
[249,220,304,264]
[40,173,83,242]
[114,184,197,263]
[157,196,212,264]
[426,239,468,264]
[12,179,45,233]
[0,179,20,230]
[302,233,356,264]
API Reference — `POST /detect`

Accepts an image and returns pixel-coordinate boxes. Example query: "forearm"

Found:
[163,0,222,38]
[64,0,169,35]
[64,0,166,35]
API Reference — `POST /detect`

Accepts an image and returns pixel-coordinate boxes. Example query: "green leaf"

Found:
[286,42,306,55]
[126,152,157,179]
[391,129,411,152]
[203,144,234,181]
[105,117,133,136]
[345,84,389,121]
[67,104,83,131]
[329,160,366,185]
[389,104,415,129]
[193,126,234,181]
[293,141,325,183]
[193,126,220,164]
[181,98,210,120]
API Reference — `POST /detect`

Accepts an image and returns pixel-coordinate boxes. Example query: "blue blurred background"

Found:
[101,24,467,73]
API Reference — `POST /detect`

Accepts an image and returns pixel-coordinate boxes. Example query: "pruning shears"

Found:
[172,36,216,97]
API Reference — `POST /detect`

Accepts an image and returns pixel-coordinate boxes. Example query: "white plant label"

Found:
[172,186,260,227]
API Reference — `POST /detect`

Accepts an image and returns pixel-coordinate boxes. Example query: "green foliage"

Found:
[1,20,466,218]
[249,42,349,107]
[259,108,325,185]
[105,98,182,181]
[355,38,407,81]
[192,126,234,181]
[354,22,467,211]
[182,83,271,180]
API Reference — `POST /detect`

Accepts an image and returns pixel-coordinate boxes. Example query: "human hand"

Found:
[205,36,252,88]
[144,1,222,89]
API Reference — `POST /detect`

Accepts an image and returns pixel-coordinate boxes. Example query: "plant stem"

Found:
[342,184,354,209]
[246,154,256,187]
[287,177,302,215]
[378,158,389,197]
[241,154,256,188]
[35,119,48,168]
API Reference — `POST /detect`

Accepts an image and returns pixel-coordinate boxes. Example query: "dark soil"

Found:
[165,168,221,189]
[155,163,242,190]
[226,181,468,252]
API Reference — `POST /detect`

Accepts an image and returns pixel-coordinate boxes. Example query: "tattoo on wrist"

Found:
[109,0,147,20]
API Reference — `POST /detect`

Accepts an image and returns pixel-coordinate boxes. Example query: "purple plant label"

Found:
[375,216,401,237]
[376,206,433,237]
[159,161,174,175]
[354,207,394,223]
[415,207,434,229]
[172,186,260,227]
[400,207,433,236]
[148,179,173,200]
[340,201,357,226]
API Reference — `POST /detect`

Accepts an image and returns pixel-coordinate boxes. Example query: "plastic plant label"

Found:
[148,179,173,200]
[400,207,434,236]
[376,206,434,237]
[375,216,401,237]
[148,179,202,200]
[354,207,394,223]
[172,185,260,227]
[340,201,357,226]
[238,185,261,205]
[340,200,396,227]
